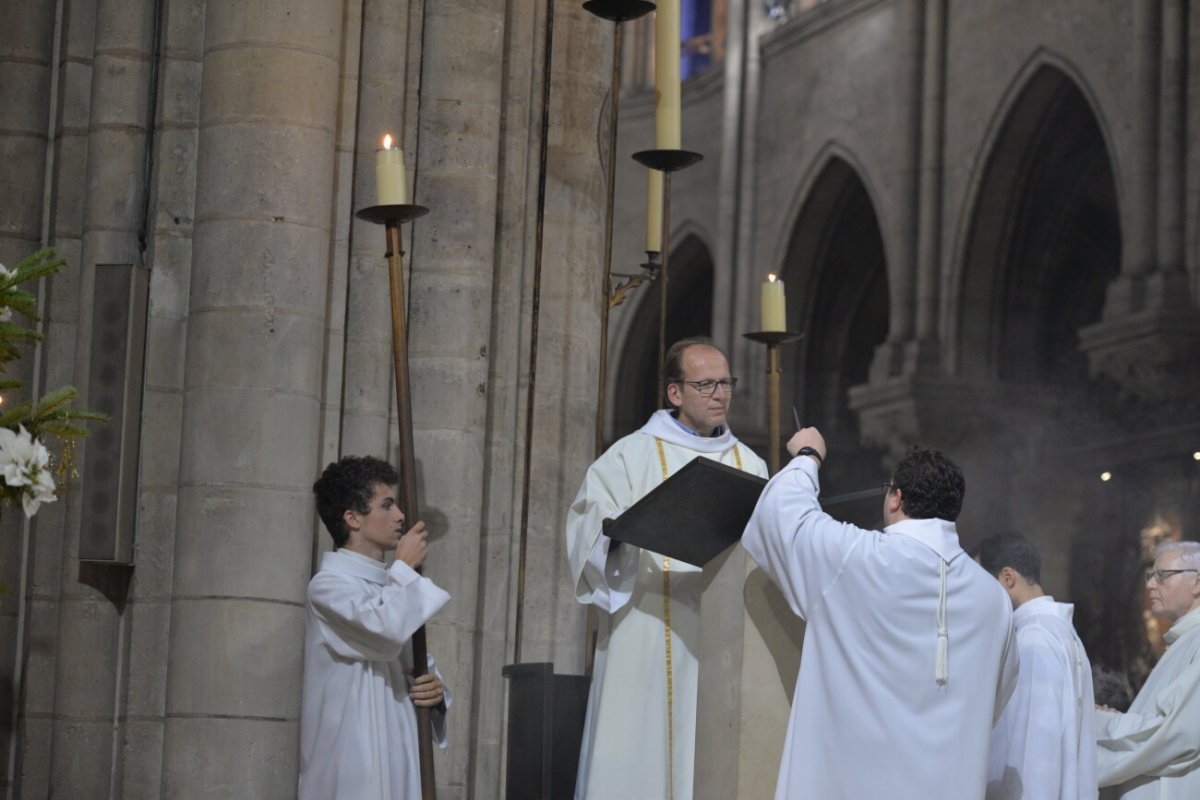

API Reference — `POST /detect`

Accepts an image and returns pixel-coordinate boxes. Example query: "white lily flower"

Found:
[21,467,57,517]
[0,425,51,488]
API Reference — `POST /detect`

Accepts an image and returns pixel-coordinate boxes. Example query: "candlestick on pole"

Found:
[743,331,804,474]
[355,202,436,800]
[584,0,658,680]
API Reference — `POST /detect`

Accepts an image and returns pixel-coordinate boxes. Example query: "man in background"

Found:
[976,532,1097,800]
[1096,540,1200,799]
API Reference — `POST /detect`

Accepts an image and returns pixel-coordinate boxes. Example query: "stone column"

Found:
[119,0,206,794]
[861,0,924,383]
[914,0,946,344]
[159,0,342,795]
[0,0,56,791]
[15,2,99,794]
[403,1,507,793]
[45,0,156,795]
[1080,0,1200,404]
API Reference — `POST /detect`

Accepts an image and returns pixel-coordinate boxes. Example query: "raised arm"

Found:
[309,559,450,662]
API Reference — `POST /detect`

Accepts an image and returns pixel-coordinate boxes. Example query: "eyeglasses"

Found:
[675,378,738,397]
[1145,568,1199,584]
[881,482,897,495]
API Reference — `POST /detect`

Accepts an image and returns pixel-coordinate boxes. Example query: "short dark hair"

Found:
[976,533,1042,585]
[313,456,399,548]
[663,336,726,403]
[890,447,965,521]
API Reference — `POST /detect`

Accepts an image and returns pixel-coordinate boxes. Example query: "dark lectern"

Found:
[501,663,590,799]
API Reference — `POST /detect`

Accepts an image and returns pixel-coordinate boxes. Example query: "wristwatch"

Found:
[795,446,823,464]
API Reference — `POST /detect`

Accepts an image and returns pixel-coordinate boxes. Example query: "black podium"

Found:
[501,663,590,799]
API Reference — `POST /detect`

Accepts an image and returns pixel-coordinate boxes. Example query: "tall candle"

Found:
[375,134,407,205]
[654,2,681,149]
[761,273,786,331]
[646,169,663,253]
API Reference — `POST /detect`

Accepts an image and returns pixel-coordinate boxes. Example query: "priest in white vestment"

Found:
[300,456,451,800]
[976,532,1097,800]
[1096,540,1200,799]
[743,429,1019,800]
[566,338,768,800]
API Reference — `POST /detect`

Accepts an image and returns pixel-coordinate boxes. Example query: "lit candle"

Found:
[761,273,786,331]
[654,2,681,149]
[375,134,407,205]
[646,169,663,253]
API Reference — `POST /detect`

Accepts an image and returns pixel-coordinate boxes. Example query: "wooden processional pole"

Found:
[357,203,436,799]
[385,220,436,800]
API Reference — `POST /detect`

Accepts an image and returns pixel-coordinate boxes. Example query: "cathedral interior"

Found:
[1,0,1198,797]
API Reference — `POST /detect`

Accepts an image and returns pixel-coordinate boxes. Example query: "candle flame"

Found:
[382,133,393,150]
[768,273,777,282]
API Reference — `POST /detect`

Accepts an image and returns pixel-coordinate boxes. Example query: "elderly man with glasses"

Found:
[565,336,768,800]
[742,434,1019,800]
[1096,540,1200,799]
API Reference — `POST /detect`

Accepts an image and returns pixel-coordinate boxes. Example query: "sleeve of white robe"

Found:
[308,559,450,663]
[565,443,640,614]
[989,628,1070,800]
[741,455,867,620]
[1094,651,1200,784]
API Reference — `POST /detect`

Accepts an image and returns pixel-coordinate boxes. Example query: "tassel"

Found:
[935,559,948,685]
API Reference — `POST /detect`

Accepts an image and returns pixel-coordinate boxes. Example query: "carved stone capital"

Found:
[1078,300,1200,405]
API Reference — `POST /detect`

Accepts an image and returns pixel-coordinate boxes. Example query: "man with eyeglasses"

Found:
[975,533,1096,800]
[566,337,768,800]
[1095,540,1200,799]
[742,431,1018,800]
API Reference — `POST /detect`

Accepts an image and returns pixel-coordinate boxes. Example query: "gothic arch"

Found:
[778,156,889,515]
[611,232,716,439]
[952,60,1121,385]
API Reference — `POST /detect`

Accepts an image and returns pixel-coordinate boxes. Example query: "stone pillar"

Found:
[469,2,545,790]
[512,0,609,673]
[44,0,156,795]
[15,2,99,794]
[859,0,925,384]
[849,0,962,455]
[404,1,507,794]
[1079,0,1200,404]
[914,0,946,344]
[0,1,56,792]
[160,0,342,794]
[118,0,206,794]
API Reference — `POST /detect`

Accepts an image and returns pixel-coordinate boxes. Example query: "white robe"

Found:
[987,596,1098,800]
[742,455,1019,800]
[1095,605,1200,799]
[566,409,768,800]
[299,548,451,800]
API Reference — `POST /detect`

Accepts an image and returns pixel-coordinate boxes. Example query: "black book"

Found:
[602,456,768,567]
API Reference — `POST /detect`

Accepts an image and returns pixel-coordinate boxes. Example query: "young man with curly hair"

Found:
[299,455,450,799]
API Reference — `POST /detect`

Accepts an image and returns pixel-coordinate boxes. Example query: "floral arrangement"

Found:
[0,249,104,517]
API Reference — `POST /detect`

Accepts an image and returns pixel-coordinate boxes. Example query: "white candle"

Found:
[761,273,786,331]
[646,169,663,253]
[654,2,681,149]
[375,133,407,205]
